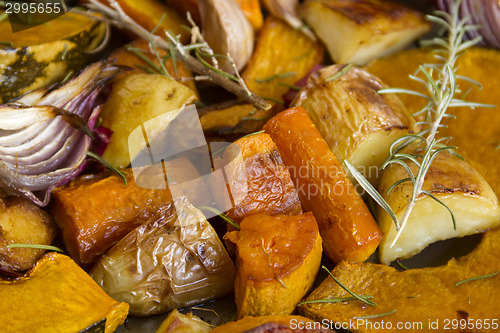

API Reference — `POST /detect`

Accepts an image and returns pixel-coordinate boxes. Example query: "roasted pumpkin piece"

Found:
[300,227,500,333]
[51,157,202,268]
[263,107,382,263]
[90,0,189,42]
[211,315,335,333]
[225,213,322,318]
[242,16,324,103]
[234,0,264,31]
[0,12,106,103]
[200,104,263,133]
[292,64,415,186]
[0,195,56,271]
[0,252,128,333]
[107,39,198,95]
[377,150,500,264]
[91,197,235,316]
[366,47,500,198]
[99,73,196,169]
[165,0,201,25]
[299,0,430,65]
[156,309,211,333]
[221,132,302,224]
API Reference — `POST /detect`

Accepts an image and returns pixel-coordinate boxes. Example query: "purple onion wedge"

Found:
[0,61,121,206]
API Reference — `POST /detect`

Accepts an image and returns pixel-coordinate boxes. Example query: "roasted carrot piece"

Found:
[221,132,302,223]
[225,212,322,318]
[263,107,381,263]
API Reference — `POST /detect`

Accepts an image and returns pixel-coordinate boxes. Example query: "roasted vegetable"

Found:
[377,150,500,264]
[226,213,322,318]
[366,47,500,197]
[264,107,381,263]
[234,0,264,31]
[51,158,203,267]
[243,16,324,103]
[0,252,128,333]
[261,0,314,39]
[292,64,415,186]
[99,73,196,169]
[0,61,120,206]
[299,0,431,65]
[107,39,198,95]
[91,197,236,316]
[200,103,267,134]
[156,309,211,333]
[198,0,254,73]
[211,315,334,333]
[222,132,302,224]
[0,194,56,271]
[0,12,106,103]
[300,227,500,333]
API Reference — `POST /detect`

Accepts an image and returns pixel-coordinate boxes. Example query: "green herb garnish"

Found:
[322,265,376,307]
[255,72,296,83]
[87,152,127,186]
[7,243,64,252]
[199,206,240,230]
[455,271,499,286]
[298,295,374,306]
[353,310,397,320]
[326,63,353,82]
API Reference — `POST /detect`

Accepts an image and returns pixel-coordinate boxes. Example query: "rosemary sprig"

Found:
[455,271,499,286]
[7,243,64,252]
[326,63,353,82]
[322,265,376,307]
[84,0,271,111]
[87,152,128,185]
[298,295,374,306]
[351,0,493,247]
[278,82,302,91]
[353,310,397,320]
[198,206,240,230]
[255,72,296,83]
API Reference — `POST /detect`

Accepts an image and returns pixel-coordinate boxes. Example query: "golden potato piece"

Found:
[0,195,56,271]
[226,213,322,318]
[299,0,430,65]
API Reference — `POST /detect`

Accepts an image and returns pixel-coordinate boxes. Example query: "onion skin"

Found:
[0,62,121,206]
[436,0,500,49]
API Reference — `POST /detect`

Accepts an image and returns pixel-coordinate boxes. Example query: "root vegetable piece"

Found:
[263,107,381,263]
[0,252,129,332]
[221,132,302,223]
[378,150,500,264]
[51,157,202,268]
[225,212,322,318]
[299,227,500,332]
[0,195,56,271]
[156,309,211,333]
[211,315,335,333]
[91,197,235,316]
[292,64,415,186]
[234,0,264,31]
[299,0,431,65]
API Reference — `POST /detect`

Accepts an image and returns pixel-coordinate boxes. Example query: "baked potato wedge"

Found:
[225,212,322,318]
[292,64,416,186]
[0,195,56,271]
[377,150,500,264]
[264,107,381,263]
[91,197,235,316]
[299,0,431,65]
[156,309,211,333]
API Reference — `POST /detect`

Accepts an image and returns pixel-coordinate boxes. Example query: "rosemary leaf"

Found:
[198,206,240,230]
[0,41,13,47]
[255,72,296,83]
[422,190,456,230]
[326,63,353,82]
[262,97,284,105]
[353,310,397,320]
[322,265,377,307]
[278,82,302,91]
[298,295,374,306]
[7,243,64,253]
[455,271,499,286]
[87,152,127,186]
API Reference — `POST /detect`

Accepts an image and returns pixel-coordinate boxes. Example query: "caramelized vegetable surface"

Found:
[91,197,235,316]
[300,227,500,333]
[222,133,302,223]
[0,195,56,271]
[211,315,335,333]
[226,212,322,318]
[264,107,381,263]
[0,252,128,333]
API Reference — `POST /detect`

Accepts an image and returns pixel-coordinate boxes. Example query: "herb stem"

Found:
[353,310,397,320]
[86,152,128,186]
[198,206,240,230]
[455,271,499,286]
[7,243,64,252]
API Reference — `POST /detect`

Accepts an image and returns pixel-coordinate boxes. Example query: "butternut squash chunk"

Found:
[0,195,56,271]
[225,213,322,318]
[222,132,302,224]
[91,197,235,316]
[0,252,128,333]
[156,309,211,333]
[263,107,381,263]
[299,227,500,333]
[51,157,201,268]
[211,315,334,333]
